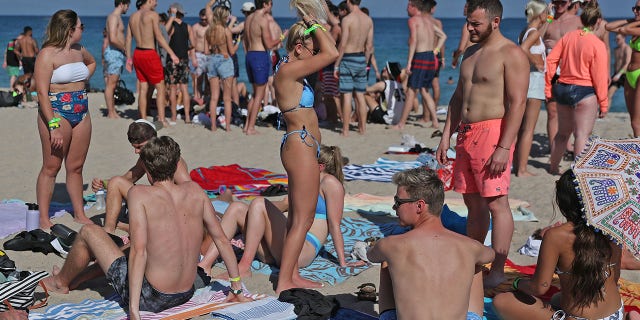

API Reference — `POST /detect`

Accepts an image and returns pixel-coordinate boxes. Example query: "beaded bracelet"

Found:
[48,117,61,130]
[304,24,327,36]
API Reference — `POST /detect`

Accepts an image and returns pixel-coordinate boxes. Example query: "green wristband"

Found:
[512,277,523,290]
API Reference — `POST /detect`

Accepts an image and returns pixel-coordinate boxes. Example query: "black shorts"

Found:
[106,256,194,313]
[21,57,35,74]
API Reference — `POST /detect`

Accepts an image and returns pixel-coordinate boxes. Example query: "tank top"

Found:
[522,27,546,72]
[382,80,405,124]
[168,21,189,60]
[5,39,19,67]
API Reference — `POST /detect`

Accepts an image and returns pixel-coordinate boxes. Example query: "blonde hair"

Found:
[206,6,230,49]
[289,0,327,22]
[319,145,344,184]
[43,9,78,49]
[524,0,546,23]
[285,21,310,52]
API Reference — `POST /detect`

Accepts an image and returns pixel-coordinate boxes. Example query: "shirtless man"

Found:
[191,8,209,106]
[15,26,38,80]
[436,0,528,294]
[104,0,130,119]
[452,1,471,69]
[333,0,373,136]
[125,0,179,125]
[392,0,445,131]
[242,0,281,135]
[43,136,248,320]
[608,33,631,105]
[368,168,494,320]
[543,0,582,154]
[90,120,190,234]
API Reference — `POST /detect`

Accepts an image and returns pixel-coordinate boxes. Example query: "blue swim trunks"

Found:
[245,51,270,85]
[338,52,367,93]
[104,46,126,76]
[207,54,234,79]
[106,256,194,313]
[49,89,88,127]
[408,51,437,89]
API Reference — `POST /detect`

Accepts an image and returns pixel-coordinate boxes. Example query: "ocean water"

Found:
[0,16,626,112]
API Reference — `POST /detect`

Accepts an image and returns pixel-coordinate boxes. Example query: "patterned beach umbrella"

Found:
[571,137,640,258]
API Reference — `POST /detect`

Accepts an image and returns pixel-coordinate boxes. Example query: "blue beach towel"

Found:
[343,158,422,182]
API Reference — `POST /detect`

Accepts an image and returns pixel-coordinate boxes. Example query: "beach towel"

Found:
[343,193,538,222]
[210,296,296,320]
[190,164,288,198]
[343,158,422,182]
[29,281,287,320]
[215,217,410,285]
[0,200,80,239]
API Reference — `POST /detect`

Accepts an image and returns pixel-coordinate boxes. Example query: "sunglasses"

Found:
[633,6,640,11]
[552,0,568,4]
[392,195,420,210]
[301,43,319,55]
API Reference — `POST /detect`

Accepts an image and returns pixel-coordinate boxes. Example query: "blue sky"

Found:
[0,0,629,19]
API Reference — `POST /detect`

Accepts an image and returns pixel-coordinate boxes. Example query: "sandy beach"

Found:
[1,92,638,317]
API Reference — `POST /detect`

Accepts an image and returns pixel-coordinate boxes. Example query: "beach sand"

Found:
[1,92,638,317]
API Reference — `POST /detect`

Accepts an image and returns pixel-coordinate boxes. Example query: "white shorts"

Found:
[527,71,545,100]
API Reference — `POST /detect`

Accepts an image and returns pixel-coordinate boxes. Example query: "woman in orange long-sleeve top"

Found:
[545,3,608,175]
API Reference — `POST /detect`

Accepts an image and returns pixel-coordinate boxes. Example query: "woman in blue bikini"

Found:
[493,169,626,320]
[271,10,337,292]
[198,145,364,277]
[35,10,96,229]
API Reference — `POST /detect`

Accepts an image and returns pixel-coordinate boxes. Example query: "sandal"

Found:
[0,249,16,274]
[356,283,377,302]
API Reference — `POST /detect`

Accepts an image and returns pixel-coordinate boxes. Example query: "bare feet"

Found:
[515,170,537,177]
[74,216,95,225]
[483,271,506,289]
[39,218,54,230]
[245,128,260,135]
[107,112,121,119]
[42,266,69,294]
[627,310,640,320]
[389,124,404,130]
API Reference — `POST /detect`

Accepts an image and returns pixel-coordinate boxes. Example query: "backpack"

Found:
[114,80,135,106]
[0,270,49,311]
[0,91,21,107]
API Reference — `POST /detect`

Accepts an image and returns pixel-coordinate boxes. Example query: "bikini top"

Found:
[50,62,89,84]
[275,55,315,114]
[315,195,327,220]
[630,37,640,52]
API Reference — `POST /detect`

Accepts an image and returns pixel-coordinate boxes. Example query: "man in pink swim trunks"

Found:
[435,0,528,307]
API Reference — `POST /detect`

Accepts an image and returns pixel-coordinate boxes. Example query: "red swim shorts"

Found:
[133,48,164,85]
[453,118,513,197]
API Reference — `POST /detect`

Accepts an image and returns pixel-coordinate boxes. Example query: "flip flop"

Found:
[356,283,377,302]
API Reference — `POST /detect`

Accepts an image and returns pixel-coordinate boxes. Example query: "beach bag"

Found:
[0,91,21,107]
[0,270,49,311]
[114,80,135,105]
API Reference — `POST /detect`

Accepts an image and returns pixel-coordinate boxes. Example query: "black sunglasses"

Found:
[633,6,640,11]
[392,196,420,210]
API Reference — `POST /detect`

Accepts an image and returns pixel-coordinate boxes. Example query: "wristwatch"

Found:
[231,288,243,295]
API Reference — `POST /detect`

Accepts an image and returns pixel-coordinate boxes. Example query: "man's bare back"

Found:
[16,34,37,58]
[128,9,161,49]
[410,14,438,53]
[376,226,491,319]
[340,10,372,54]
[127,180,207,293]
[244,9,274,52]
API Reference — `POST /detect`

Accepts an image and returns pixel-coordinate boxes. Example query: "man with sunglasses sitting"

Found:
[367,168,494,320]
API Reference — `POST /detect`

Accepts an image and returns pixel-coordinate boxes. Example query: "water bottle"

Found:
[25,203,39,231]
[95,189,106,211]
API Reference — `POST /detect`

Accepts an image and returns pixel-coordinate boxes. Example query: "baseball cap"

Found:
[169,2,185,14]
[241,2,256,12]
